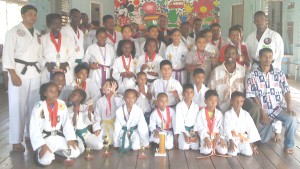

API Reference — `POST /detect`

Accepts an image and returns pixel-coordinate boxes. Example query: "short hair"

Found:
[124,89,138,98]
[103,15,114,23]
[183,84,194,93]
[210,23,221,30]
[21,5,37,14]
[121,24,133,33]
[116,39,136,58]
[72,89,87,104]
[69,8,80,16]
[148,25,158,32]
[259,48,273,57]
[193,18,202,24]
[193,68,205,76]
[232,24,243,31]
[205,90,219,100]
[160,60,172,69]
[231,91,245,100]
[96,27,107,36]
[195,34,206,42]
[39,82,57,101]
[157,92,168,100]
[46,13,61,28]
[137,71,147,78]
[228,26,241,36]
[105,78,119,91]
[180,22,190,27]
[81,13,88,18]
[143,38,159,53]
[52,72,65,80]
[171,28,181,35]
[199,28,211,36]
[74,64,89,74]
[254,11,266,18]
[225,45,238,55]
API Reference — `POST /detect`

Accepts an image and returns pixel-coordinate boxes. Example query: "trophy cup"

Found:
[64,148,74,166]
[148,63,155,72]
[76,78,82,89]
[55,54,61,71]
[85,147,94,160]
[138,146,147,159]
[189,130,197,143]
[103,136,111,157]
[155,121,167,157]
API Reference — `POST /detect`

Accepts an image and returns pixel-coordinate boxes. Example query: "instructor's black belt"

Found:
[15,58,40,75]
[42,130,64,138]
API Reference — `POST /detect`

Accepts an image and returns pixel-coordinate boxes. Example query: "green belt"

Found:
[75,128,88,146]
[120,125,138,153]
[75,59,82,64]
[185,126,194,132]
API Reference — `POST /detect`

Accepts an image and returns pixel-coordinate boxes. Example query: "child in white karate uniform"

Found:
[30,83,80,166]
[103,15,123,48]
[116,25,140,58]
[140,26,166,57]
[196,90,228,155]
[192,68,209,109]
[113,89,149,152]
[149,93,175,149]
[224,91,260,156]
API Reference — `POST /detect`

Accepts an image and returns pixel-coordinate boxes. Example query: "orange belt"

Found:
[231,131,248,142]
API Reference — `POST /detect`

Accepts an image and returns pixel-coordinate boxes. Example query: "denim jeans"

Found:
[258,108,297,148]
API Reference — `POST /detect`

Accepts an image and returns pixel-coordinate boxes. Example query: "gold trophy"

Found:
[103,136,111,157]
[189,130,197,143]
[64,148,74,166]
[138,146,147,159]
[54,54,62,72]
[76,78,82,89]
[148,63,155,72]
[85,147,94,160]
[155,121,167,157]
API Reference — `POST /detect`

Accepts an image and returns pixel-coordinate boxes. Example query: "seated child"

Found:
[196,90,227,155]
[30,82,80,166]
[68,89,103,153]
[51,72,73,104]
[192,68,209,109]
[149,93,175,149]
[174,84,200,150]
[224,91,260,156]
[113,89,149,152]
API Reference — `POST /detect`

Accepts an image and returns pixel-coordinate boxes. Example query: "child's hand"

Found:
[251,144,258,154]
[204,137,212,148]
[60,62,69,72]
[88,104,94,113]
[39,144,51,159]
[45,62,55,72]
[172,90,180,101]
[153,129,159,138]
[183,133,190,143]
[90,62,101,70]
[94,130,101,136]
[141,64,148,71]
[228,140,237,153]
[67,140,78,150]
[127,72,135,78]
[111,81,118,94]
[219,138,227,148]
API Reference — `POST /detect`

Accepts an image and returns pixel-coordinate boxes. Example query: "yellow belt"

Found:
[231,131,248,142]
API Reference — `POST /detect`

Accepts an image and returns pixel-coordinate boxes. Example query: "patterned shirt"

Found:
[246,65,290,118]
[208,63,246,112]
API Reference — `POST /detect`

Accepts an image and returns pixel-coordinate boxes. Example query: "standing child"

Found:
[103,15,122,48]
[113,89,149,152]
[196,90,227,155]
[165,28,188,85]
[112,40,137,95]
[149,93,175,149]
[68,89,103,153]
[73,64,101,105]
[224,91,260,156]
[137,38,163,85]
[140,26,166,57]
[116,25,140,58]
[83,27,116,88]
[93,79,123,145]
[30,82,80,166]
[192,68,209,109]
[186,35,214,84]
[201,29,219,56]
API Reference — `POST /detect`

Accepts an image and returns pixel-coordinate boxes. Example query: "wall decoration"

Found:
[114,0,220,30]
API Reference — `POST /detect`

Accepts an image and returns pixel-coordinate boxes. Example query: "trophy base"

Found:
[64,159,74,166]
[85,155,94,161]
[138,154,147,159]
[155,153,167,157]
[103,151,112,157]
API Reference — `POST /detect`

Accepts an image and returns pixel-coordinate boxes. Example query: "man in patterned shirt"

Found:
[246,48,296,154]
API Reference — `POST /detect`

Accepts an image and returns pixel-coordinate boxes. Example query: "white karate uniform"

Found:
[83,43,116,88]
[106,30,123,48]
[39,33,75,85]
[93,95,124,144]
[212,37,228,50]
[224,108,261,156]
[193,84,208,109]
[140,40,166,58]
[136,53,163,84]
[151,77,183,107]
[175,101,200,150]
[71,78,101,105]
[68,104,103,153]
[246,28,284,70]
[165,43,188,85]
[57,85,73,103]
[113,104,149,151]
[30,100,80,166]
[135,85,152,113]
[115,39,141,58]
[60,24,84,64]
[83,29,96,51]
[196,108,227,155]
[2,23,41,144]
[112,56,137,95]
[149,107,175,149]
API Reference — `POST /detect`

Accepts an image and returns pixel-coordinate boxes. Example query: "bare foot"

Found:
[272,133,282,143]
[252,145,258,154]
[284,148,293,154]
[13,144,25,152]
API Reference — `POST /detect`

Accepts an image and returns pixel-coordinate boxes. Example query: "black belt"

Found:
[156,126,173,132]
[42,130,64,138]
[15,58,40,75]
[147,78,156,83]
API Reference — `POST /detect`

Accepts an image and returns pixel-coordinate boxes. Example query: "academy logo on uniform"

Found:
[17,29,26,37]
[264,38,272,45]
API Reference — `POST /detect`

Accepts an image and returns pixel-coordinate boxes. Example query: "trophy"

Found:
[189,130,197,143]
[103,136,111,157]
[138,146,147,159]
[76,78,82,88]
[85,147,94,160]
[64,148,74,166]
[148,63,155,72]
[155,121,167,157]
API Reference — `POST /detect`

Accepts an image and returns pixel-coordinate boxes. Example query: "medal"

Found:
[40,110,45,119]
